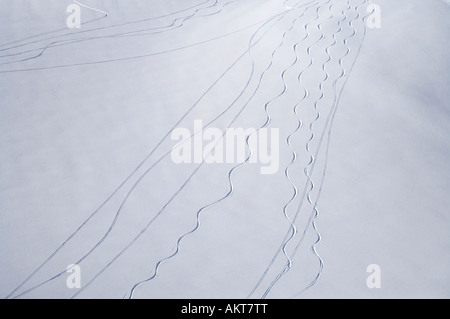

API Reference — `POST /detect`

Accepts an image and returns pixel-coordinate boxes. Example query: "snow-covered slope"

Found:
[0,0,448,298]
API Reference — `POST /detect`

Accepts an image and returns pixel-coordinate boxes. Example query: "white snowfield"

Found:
[0,0,448,299]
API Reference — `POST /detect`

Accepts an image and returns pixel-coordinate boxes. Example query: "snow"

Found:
[0,0,448,299]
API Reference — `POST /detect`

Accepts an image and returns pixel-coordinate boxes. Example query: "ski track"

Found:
[260,0,336,299]
[247,0,333,299]
[4,0,372,299]
[0,0,247,70]
[249,0,370,299]
[126,0,321,299]
[0,0,210,50]
[260,0,369,298]
[73,0,109,17]
[289,0,370,298]
[0,0,245,63]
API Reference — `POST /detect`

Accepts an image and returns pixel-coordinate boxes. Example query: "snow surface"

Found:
[0,0,448,299]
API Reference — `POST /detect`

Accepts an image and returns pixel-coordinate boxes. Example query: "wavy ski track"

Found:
[0,0,245,69]
[257,0,369,298]
[278,3,311,256]
[260,0,341,299]
[126,0,322,299]
[289,0,370,298]
[246,0,333,299]
[7,2,309,299]
[251,0,371,298]
[5,2,297,299]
